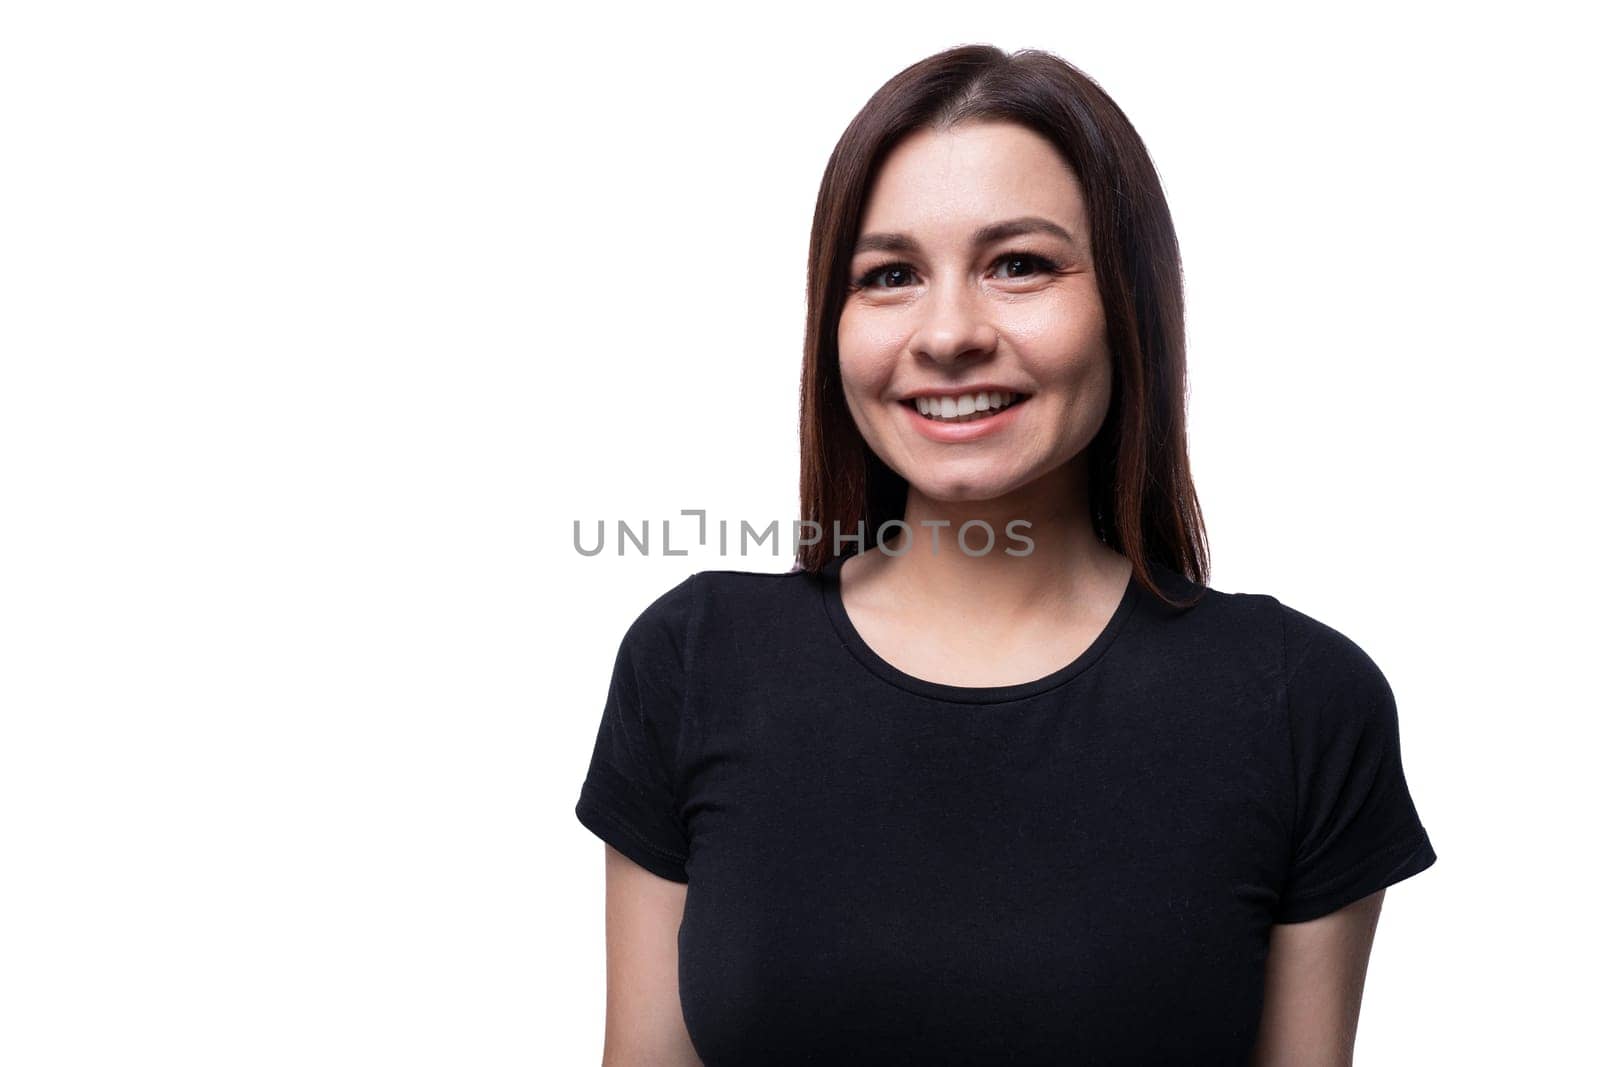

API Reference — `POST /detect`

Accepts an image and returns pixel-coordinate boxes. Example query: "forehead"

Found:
[857,121,1087,237]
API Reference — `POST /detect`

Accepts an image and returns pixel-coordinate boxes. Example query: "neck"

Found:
[862,459,1124,617]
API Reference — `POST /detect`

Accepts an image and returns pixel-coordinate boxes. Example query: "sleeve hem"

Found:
[1274,831,1436,924]
[574,796,689,884]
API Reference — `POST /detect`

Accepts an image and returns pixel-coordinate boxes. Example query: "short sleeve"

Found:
[573,573,700,884]
[1273,600,1438,923]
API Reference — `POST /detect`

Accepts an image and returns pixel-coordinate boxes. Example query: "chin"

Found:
[904,471,1024,503]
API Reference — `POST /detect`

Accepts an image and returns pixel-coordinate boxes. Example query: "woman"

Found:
[575,44,1437,1066]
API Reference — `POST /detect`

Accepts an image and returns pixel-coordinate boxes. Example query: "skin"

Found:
[597,844,699,1066]
[1252,889,1387,1066]
[597,119,1385,1064]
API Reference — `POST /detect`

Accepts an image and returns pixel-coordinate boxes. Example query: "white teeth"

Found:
[911,390,1022,422]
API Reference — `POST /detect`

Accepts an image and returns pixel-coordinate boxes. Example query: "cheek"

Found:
[838,301,909,353]
[1006,294,1110,387]
[836,311,901,395]
[1010,289,1103,347]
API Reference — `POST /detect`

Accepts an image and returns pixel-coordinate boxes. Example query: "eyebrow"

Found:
[851,215,1076,257]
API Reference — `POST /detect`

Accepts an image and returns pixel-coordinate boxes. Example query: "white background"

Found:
[3,1,1595,1063]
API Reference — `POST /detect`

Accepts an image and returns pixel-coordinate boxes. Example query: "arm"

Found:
[598,844,703,1067]
[1251,887,1386,1067]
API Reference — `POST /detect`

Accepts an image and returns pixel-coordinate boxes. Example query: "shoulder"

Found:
[621,565,809,655]
[1145,561,1386,678]
[1211,589,1403,757]
[691,564,816,619]
[692,564,806,591]
[614,572,701,673]
[1135,564,1395,704]
[1270,599,1396,735]
[626,570,700,633]
[1273,601,1388,675]
[1137,559,1284,662]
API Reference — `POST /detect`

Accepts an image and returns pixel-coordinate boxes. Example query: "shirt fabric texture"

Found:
[574,554,1438,1065]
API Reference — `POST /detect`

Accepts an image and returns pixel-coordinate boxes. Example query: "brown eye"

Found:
[853,262,916,290]
[996,253,1061,279]
[851,251,1064,292]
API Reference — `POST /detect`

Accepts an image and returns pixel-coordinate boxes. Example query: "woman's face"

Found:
[837,120,1112,504]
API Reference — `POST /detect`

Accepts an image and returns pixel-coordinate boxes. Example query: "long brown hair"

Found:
[795,44,1208,606]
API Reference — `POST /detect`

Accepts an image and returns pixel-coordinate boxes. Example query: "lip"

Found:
[897,383,1030,401]
[899,392,1031,443]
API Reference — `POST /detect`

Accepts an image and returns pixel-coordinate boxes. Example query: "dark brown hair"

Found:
[794,44,1208,606]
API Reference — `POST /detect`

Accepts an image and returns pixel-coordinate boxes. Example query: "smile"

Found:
[901,390,1030,423]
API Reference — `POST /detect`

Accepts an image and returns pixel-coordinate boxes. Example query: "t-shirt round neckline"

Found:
[817,552,1144,705]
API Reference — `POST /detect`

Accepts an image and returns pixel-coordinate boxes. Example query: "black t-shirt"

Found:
[574,554,1437,1065]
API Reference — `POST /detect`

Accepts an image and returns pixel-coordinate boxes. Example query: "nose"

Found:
[907,278,999,367]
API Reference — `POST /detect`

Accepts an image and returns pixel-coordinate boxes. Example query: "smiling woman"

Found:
[574,43,1437,1066]
[837,124,1112,506]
